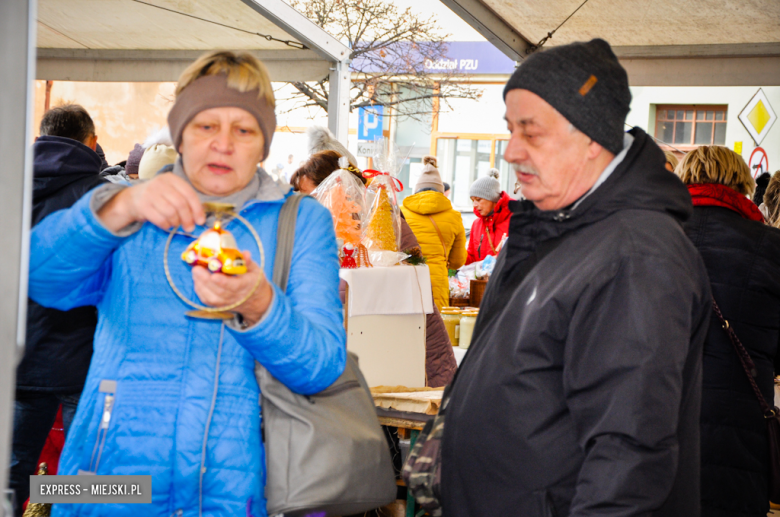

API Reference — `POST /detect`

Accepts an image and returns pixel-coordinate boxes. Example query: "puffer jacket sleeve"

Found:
[564,253,708,517]
[465,219,482,265]
[28,190,117,310]
[228,197,346,395]
[447,211,467,270]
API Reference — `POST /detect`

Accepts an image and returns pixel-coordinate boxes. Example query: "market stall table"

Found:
[372,387,443,517]
[341,265,433,388]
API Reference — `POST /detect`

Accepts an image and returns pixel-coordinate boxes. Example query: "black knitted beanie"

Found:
[503,38,631,155]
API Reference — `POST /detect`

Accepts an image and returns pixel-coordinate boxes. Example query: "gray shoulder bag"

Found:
[256,193,396,517]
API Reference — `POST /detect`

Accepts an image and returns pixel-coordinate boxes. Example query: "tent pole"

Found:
[328,60,351,144]
[0,0,35,513]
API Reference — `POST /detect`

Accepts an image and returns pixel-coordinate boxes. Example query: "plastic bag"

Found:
[362,137,407,257]
[312,158,368,247]
[369,250,410,268]
[457,263,479,286]
[449,275,469,299]
[480,255,497,277]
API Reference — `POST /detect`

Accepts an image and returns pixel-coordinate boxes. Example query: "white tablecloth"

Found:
[339,265,433,317]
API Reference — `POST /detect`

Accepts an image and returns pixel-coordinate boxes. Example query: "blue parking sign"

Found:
[358,106,384,141]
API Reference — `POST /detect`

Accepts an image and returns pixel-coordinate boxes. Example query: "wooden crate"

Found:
[449,296,470,307]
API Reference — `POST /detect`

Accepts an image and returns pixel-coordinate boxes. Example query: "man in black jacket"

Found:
[10,104,105,516]
[441,39,711,517]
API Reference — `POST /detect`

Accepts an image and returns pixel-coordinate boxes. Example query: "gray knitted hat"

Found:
[503,38,630,155]
[415,156,444,193]
[469,169,501,202]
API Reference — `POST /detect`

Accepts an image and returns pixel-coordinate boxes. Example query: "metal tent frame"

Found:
[1,1,351,511]
[440,0,780,86]
[0,0,35,512]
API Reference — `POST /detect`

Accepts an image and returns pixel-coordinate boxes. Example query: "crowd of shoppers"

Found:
[12,36,780,517]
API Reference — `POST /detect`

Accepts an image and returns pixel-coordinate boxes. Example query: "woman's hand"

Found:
[192,251,274,326]
[97,173,206,233]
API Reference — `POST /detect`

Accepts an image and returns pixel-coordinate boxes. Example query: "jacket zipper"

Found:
[83,380,117,475]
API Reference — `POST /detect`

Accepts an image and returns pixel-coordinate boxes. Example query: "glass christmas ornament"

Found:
[164,202,264,320]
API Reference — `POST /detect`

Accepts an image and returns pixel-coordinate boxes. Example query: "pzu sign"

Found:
[358,106,384,141]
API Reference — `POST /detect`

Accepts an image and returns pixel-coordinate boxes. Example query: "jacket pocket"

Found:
[79,380,117,475]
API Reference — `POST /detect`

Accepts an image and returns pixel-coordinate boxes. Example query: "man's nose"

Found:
[504,135,527,164]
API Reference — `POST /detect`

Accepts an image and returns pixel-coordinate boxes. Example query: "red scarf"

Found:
[687,183,764,223]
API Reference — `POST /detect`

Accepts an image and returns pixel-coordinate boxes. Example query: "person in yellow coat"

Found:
[401,156,467,309]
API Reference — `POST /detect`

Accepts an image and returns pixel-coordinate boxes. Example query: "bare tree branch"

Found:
[286,0,482,122]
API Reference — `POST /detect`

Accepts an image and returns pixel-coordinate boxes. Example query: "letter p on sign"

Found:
[358,106,384,141]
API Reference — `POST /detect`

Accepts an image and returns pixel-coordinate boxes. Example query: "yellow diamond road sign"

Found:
[739,88,776,146]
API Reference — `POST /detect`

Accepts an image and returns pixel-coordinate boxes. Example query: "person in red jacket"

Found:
[466,169,512,264]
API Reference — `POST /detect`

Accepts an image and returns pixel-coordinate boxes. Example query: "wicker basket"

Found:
[470,279,488,307]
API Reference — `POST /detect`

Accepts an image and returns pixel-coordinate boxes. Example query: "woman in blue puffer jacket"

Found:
[27,50,346,517]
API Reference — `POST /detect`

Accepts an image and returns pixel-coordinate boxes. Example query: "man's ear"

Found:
[587,139,610,161]
[86,134,98,151]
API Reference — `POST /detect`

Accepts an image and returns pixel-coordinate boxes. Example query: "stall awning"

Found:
[35,0,352,140]
[36,0,345,82]
[440,0,780,86]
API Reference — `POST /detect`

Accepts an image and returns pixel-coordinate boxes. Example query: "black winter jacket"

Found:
[16,136,105,392]
[441,128,712,517]
[684,205,780,517]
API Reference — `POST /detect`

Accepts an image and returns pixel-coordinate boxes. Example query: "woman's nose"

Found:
[211,128,233,153]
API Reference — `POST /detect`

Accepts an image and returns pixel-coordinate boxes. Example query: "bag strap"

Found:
[272,193,305,293]
[484,225,497,254]
[712,297,777,418]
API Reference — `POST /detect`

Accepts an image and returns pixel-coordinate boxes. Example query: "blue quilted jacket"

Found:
[28,178,347,517]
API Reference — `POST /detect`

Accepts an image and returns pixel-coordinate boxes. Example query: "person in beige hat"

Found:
[400,156,466,309]
[138,143,178,180]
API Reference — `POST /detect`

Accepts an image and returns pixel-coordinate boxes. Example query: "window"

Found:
[494,140,514,195]
[434,135,510,208]
[655,105,727,147]
[436,138,492,207]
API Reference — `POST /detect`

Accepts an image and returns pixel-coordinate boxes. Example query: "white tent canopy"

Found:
[35,0,352,139]
[36,0,347,83]
[441,0,780,86]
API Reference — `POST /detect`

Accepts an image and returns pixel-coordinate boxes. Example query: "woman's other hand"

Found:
[192,251,274,326]
[97,173,206,233]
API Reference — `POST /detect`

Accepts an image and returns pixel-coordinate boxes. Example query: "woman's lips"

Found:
[207,163,233,175]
